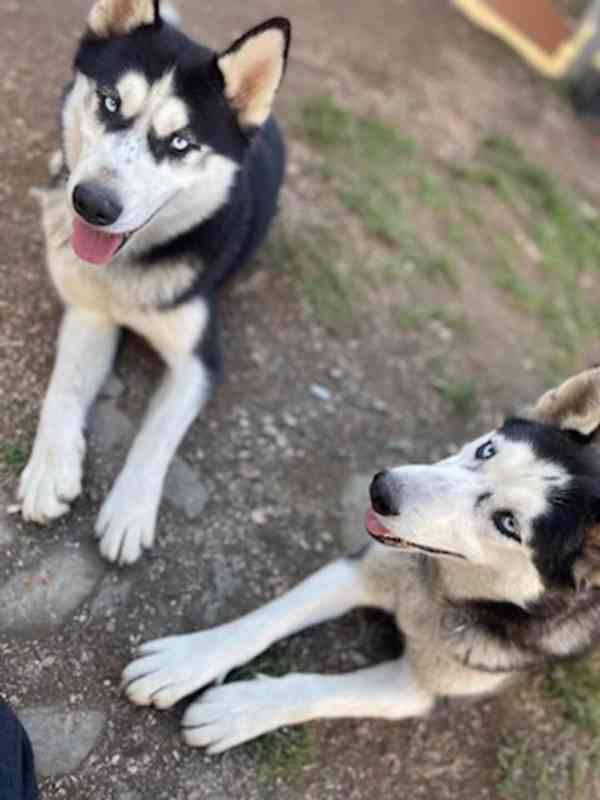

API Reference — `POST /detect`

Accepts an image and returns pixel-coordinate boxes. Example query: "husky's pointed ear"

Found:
[88,0,160,37]
[216,17,291,129]
[531,367,600,438]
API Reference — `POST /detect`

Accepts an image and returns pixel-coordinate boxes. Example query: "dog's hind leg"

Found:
[123,551,392,710]
[183,658,434,753]
[19,307,120,523]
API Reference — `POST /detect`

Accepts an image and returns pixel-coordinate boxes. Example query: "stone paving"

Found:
[2,393,216,780]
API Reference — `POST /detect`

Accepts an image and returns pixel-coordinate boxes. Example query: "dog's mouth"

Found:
[72,217,137,266]
[364,509,465,559]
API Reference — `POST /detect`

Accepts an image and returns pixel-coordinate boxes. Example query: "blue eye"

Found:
[476,441,496,460]
[105,96,119,113]
[493,511,521,543]
[170,135,190,153]
[98,89,120,114]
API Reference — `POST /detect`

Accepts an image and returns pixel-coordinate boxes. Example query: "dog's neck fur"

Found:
[435,557,544,609]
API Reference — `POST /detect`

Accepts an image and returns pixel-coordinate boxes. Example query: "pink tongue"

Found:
[365,509,391,536]
[72,218,124,266]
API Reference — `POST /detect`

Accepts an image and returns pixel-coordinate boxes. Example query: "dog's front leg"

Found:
[123,557,382,710]
[182,659,434,753]
[95,356,209,565]
[19,307,120,523]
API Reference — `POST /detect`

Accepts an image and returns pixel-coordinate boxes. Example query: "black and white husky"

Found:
[18,0,291,564]
[124,369,600,753]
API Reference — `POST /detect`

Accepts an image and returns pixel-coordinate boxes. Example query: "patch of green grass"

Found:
[254,726,314,786]
[422,253,459,288]
[299,96,460,285]
[1,444,27,472]
[497,737,555,800]
[434,377,479,416]
[340,183,407,245]
[545,656,600,734]
[497,731,600,800]
[301,95,416,165]
[263,225,361,333]
[457,136,600,356]
[396,305,468,333]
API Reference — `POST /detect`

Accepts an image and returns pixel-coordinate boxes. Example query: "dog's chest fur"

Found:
[362,548,514,696]
[37,185,208,362]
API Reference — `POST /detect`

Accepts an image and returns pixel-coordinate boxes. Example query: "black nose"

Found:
[370,471,400,516]
[73,182,123,227]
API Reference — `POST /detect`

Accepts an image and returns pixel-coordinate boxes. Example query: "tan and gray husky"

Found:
[123,368,600,753]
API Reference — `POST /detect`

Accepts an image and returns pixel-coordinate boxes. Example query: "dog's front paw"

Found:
[18,431,85,524]
[182,677,292,753]
[123,626,250,709]
[95,481,159,565]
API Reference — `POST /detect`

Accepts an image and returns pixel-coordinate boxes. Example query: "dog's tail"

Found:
[161,3,182,28]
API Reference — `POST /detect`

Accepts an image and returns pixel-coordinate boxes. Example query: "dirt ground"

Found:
[2,1,600,799]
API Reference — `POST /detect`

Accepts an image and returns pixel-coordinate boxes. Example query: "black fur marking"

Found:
[500,417,600,588]
[196,297,223,381]
[444,588,600,672]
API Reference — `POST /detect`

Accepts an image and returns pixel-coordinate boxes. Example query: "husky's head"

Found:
[366,368,600,601]
[61,0,290,265]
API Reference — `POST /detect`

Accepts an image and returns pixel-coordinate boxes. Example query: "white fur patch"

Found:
[218,28,286,127]
[117,71,150,119]
[152,96,189,139]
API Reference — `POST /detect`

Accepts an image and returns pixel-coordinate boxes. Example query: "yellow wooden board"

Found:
[453,0,595,78]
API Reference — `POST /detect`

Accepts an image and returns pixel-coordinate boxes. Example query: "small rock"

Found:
[89,576,133,620]
[20,706,106,778]
[99,374,125,400]
[239,464,260,481]
[0,544,105,635]
[282,412,298,428]
[310,384,332,402]
[164,458,209,520]
[89,402,134,453]
[251,508,268,526]
[386,438,414,454]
